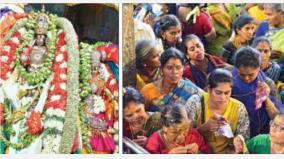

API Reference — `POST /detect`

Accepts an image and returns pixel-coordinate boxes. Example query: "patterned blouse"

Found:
[185,93,250,153]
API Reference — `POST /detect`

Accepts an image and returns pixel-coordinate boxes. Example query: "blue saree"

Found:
[231,68,283,138]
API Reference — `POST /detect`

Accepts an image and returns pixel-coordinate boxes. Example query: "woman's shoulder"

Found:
[246,134,270,146]
[140,82,159,93]
[270,61,281,70]
[182,79,204,95]
[223,41,235,49]
[230,97,243,105]
[188,128,201,135]
[197,11,211,21]
[232,98,248,116]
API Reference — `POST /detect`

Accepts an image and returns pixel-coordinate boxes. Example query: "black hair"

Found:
[160,47,185,67]
[123,86,145,108]
[160,103,188,127]
[232,14,254,35]
[157,14,181,39]
[234,46,261,69]
[135,40,157,70]
[251,36,272,49]
[207,68,233,89]
[183,34,204,50]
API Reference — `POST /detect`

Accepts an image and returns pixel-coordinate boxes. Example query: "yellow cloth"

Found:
[136,73,146,91]
[248,6,266,22]
[196,92,239,153]
[207,4,233,31]
[140,82,163,110]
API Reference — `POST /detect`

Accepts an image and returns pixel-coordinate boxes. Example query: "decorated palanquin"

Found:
[0,6,119,154]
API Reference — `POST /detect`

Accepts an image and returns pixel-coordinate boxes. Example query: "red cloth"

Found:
[182,12,213,37]
[145,128,212,154]
[123,120,131,139]
[183,54,225,88]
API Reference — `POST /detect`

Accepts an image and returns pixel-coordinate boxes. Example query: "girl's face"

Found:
[185,39,205,62]
[236,22,255,42]
[208,82,232,107]
[161,25,182,46]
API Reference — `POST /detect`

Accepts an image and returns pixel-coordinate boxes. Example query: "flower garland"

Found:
[0,31,22,81]
[55,17,80,154]
[0,99,38,150]
[0,11,27,46]
[41,30,68,154]
[0,24,42,151]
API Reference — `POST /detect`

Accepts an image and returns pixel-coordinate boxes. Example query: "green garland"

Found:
[78,42,92,98]
[0,99,38,150]
[14,15,57,85]
[0,131,38,150]
[56,17,80,154]
[78,102,92,153]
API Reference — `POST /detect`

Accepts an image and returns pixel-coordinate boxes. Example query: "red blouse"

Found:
[145,128,212,154]
[181,12,213,37]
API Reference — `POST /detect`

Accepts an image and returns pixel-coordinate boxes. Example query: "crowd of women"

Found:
[123,3,284,154]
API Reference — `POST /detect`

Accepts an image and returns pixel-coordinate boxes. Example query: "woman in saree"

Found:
[234,113,284,154]
[186,68,250,153]
[145,103,212,154]
[251,36,281,82]
[123,86,161,148]
[182,34,231,90]
[255,4,284,61]
[136,40,162,91]
[231,46,282,138]
[221,14,255,64]
[140,47,203,112]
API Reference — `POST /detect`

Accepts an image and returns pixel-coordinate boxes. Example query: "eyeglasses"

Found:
[270,121,284,132]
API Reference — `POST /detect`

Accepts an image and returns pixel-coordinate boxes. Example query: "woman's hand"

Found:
[233,136,244,154]
[198,118,224,134]
[168,143,199,154]
[133,135,148,146]
[185,143,199,154]
[257,81,270,97]
[168,146,188,154]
